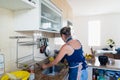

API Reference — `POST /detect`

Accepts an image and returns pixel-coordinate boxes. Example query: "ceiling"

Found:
[67,0,120,16]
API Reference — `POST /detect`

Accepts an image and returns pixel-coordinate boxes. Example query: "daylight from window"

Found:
[88,20,101,46]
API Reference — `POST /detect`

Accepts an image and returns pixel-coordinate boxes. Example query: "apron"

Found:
[66,63,83,80]
[64,37,88,80]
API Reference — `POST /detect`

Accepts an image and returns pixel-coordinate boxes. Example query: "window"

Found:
[88,20,101,46]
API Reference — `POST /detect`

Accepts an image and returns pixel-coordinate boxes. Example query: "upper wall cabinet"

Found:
[51,0,73,23]
[40,0,62,32]
[14,0,62,33]
[0,0,37,10]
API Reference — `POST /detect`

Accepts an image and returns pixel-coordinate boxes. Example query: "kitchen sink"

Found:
[42,64,64,76]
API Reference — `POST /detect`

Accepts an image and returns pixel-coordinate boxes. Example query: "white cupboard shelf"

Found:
[41,16,59,24]
[0,0,37,10]
[40,0,62,32]
[0,0,62,33]
[14,0,62,33]
[39,28,59,33]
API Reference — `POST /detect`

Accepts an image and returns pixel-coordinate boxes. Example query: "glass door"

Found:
[40,1,62,32]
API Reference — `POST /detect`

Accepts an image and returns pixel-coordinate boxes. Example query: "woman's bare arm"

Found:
[42,44,68,69]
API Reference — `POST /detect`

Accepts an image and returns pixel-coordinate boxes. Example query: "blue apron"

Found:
[67,63,88,80]
[64,37,88,80]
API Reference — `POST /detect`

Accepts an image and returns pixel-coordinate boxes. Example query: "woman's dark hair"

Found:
[60,26,71,37]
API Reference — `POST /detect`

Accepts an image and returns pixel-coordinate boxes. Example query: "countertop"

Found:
[33,59,68,80]
[87,57,120,71]
[35,67,68,80]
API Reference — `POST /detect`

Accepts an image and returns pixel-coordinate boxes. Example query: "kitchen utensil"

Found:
[98,55,108,66]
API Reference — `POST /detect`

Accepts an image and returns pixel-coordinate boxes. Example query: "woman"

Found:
[42,27,88,80]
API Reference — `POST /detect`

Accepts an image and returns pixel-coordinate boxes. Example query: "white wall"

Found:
[0,8,32,72]
[73,13,120,53]
[0,8,16,72]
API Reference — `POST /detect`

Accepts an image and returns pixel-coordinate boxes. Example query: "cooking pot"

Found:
[40,45,51,57]
[98,55,108,66]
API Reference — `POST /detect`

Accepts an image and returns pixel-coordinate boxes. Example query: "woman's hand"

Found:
[41,64,48,69]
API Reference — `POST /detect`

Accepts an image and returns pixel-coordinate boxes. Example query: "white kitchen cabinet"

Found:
[0,0,37,10]
[88,67,93,80]
[14,0,62,33]
[40,0,62,32]
[14,2,40,31]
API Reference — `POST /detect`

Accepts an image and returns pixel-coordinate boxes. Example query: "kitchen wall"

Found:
[0,8,16,72]
[73,13,120,53]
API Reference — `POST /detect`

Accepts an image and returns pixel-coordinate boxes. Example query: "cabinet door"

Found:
[0,0,37,10]
[88,67,93,80]
[14,0,40,31]
[14,0,62,32]
[40,0,62,32]
[92,68,120,80]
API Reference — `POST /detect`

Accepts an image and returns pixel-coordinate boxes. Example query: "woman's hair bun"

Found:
[60,26,71,36]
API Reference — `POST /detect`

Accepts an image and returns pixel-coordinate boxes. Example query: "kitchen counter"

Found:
[87,57,120,71]
[35,67,68,80]
[87,57,120,80]
[33,59,68,80]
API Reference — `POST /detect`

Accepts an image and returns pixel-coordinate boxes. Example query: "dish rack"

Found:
[10,36,37,69]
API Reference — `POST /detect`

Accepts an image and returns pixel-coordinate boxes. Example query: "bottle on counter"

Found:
[29,65,35,80]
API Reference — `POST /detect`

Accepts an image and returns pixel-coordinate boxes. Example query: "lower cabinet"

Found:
[88,67,93,80]
[92,68,120,80]
[88,67,120,80]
